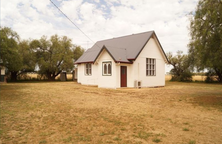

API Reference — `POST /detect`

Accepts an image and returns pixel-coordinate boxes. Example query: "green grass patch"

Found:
[63,136,72,143]
[136,131,151,140]
[188,140,196,144]
[183,128,189,131]
[99,132,106,136]
[113,136,122,141]
[39,140,47,144]
[152,138,161,143]
[183,122,189,125]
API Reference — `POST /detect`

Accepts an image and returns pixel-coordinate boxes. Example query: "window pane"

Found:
[146,58,156,76]
[89,64,91,75]
[86,64,88,75]
[108,63,111,74]
[86,68,88,75]
[85,63,92,75]
[104,64,107,74]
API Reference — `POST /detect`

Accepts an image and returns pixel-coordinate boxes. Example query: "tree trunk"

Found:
[46,72,56,81]
[214,68,222,83]
[11,71,18,81]
[219,75,222,83]
[48,76,56,81]
[216,72,222,83]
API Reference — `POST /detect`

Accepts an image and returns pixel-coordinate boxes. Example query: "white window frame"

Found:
[102,61,112,76]
[85,63,92,76]
[146,58,156,76]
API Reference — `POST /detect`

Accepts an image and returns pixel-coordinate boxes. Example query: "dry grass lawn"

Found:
[0,82,222,144]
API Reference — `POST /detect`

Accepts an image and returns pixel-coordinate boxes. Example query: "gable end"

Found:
[133,31,169,63]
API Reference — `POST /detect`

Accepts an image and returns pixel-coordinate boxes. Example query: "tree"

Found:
[167,51,193,81]
[18,40,36,73]
[73,46,85,62]
[189,0,222,82]
[30,35,74,81]
[0,27,35,81]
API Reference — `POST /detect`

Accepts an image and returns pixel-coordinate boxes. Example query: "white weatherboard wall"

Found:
[77,63,98,85]
[97,49,117,88]
[129,37,165,87]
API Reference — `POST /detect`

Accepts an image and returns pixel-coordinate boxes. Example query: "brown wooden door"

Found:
[121,66,127,87]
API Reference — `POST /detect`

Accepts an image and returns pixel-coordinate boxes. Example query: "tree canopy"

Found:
[189,0,222,82]
[1,27,85,81]
[167,51,193,81]
[73,46,85,62]
[0,27,35,81]
[30,35,74,80]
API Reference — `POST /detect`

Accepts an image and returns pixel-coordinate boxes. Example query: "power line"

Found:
[49,0,95,45]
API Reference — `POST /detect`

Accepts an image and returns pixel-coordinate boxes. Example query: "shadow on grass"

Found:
[0,84,27,101]
[193,95,222,110]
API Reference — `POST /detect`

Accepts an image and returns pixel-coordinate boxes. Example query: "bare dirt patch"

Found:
[0,82,222,143]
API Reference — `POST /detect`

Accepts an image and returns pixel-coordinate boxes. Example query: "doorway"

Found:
[121,66,127,87]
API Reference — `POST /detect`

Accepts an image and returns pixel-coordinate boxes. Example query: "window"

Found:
[103,62,112,76]
[85,63,92,75]
[146,58,156,76]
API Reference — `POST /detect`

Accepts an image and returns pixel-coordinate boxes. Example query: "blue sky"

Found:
[1,0,198,72]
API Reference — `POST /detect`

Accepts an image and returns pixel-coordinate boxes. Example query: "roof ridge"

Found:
[96,30,154,43]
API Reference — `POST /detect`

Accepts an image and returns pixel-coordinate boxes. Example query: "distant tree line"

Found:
[0,27,84,81]
[167,0,222,83]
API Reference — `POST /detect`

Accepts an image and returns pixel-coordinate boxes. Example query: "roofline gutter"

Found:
[75,61,132,64]
[115,61,133,64]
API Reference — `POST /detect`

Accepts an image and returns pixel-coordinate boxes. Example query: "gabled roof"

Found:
[75,31,168,64]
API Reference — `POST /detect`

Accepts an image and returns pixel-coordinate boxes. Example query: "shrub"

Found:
[171,71,193,82]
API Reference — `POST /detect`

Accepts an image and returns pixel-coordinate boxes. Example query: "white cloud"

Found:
[60,0,83,20]
[93,0,100,3]
[1,0,198,71]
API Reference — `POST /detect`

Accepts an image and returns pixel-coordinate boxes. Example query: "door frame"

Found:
[120,66,127,87]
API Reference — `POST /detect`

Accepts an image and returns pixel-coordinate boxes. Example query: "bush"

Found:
[171,71,193,82]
